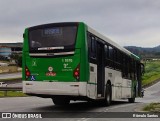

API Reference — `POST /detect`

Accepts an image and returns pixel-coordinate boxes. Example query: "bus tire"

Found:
[52,97,70,106]
[104,83,112,106]
[128,98,135,103]
[128,88,135,103]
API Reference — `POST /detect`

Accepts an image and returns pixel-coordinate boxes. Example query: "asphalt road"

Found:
[0,81,160,121]
[0,72,22,79]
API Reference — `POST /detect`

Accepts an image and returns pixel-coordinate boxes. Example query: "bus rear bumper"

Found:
[23,81,87,96]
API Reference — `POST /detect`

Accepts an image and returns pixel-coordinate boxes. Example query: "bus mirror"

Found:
[23,33,25,39]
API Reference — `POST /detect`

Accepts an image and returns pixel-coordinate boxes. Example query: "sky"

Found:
[0,0,160,47]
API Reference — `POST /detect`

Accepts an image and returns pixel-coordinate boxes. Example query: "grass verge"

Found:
[142,61,160,87]
[0,78,23,97]
[0,91,27,97]
[143,103,160,112]
[0,78,22,81]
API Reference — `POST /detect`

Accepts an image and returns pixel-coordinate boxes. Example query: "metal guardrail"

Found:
[0,87,22,91]
[0,87,22,96]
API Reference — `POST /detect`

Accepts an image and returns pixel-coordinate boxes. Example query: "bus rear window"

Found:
[29,26,77,50]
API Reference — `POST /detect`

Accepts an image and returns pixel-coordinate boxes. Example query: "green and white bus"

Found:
[22,22,144,106]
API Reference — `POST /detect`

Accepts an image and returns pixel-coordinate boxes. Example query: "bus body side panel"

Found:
[77,23,89,82]
[87,63,97,99]
[121,79,132,98]
[105,68,132,100]
[105,68,122,100]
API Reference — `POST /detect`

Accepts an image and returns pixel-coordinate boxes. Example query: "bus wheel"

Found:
[52,97,70,106]
[104,83,112,106]
[128,97,135,103]
[128,89,135,103]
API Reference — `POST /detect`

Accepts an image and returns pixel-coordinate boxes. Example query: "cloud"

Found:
[0,0,160,47]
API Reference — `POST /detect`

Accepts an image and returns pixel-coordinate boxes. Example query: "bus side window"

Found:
[87,32,97,63]
[108,46,113,60]
[105,45,108,59]
[109,46,114,68]
[122,55,128,78]
[105,45,108,66]
[116,50,122,70]
[87,32,91,54]
[91,36,97,59]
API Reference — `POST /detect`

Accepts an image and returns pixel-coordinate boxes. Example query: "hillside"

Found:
[124,45,160,59]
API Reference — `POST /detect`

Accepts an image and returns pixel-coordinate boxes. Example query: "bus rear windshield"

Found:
[29,26,77,51]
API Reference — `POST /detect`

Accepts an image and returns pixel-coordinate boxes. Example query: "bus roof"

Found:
[86,23,140,61]
[25,22,140,61]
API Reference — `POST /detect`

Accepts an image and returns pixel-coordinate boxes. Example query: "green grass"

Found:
[143,103,160,112]
[0,91,27,97]
[142,61,160,112]
[0,78,24,97]
[142,60,160,86]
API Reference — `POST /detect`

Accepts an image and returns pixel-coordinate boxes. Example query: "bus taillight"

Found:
[25,67,31,79]
[73,64,80,81]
